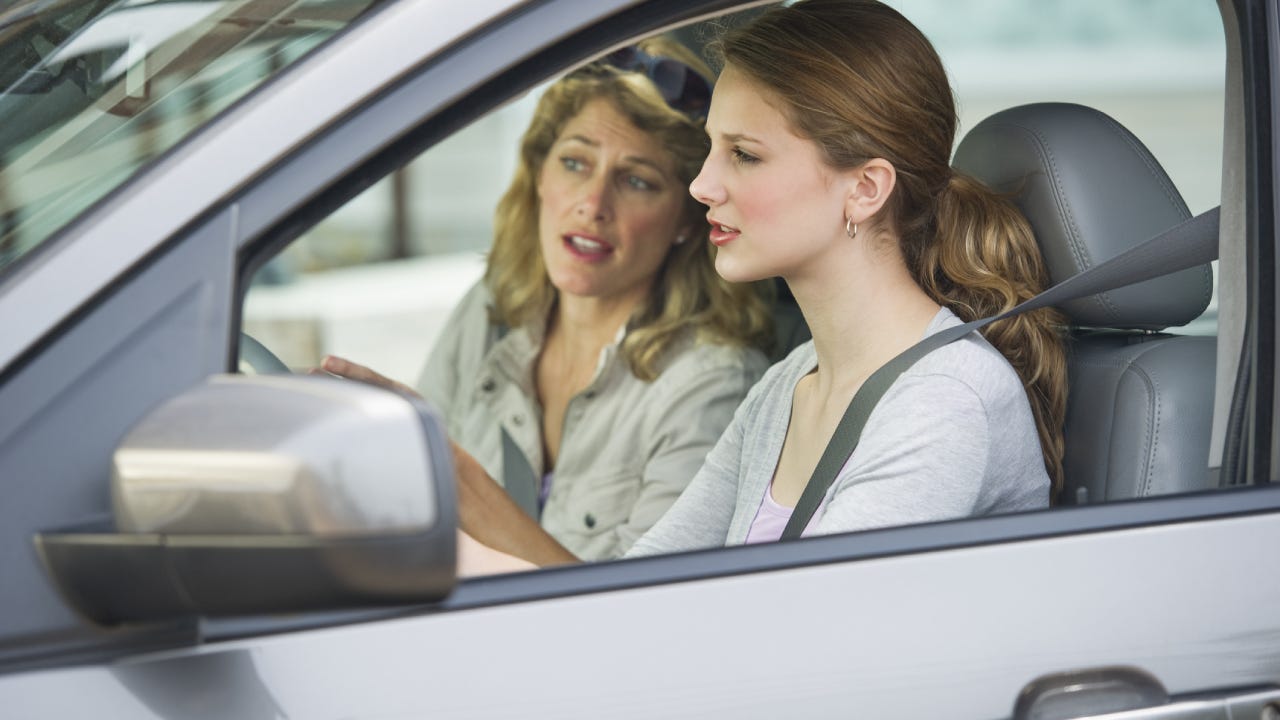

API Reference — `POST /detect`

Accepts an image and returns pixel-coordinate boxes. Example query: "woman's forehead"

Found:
[555,99,678,166]
[707,66,803,148]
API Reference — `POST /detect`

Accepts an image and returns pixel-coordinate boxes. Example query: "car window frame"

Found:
[214,0,1277,631]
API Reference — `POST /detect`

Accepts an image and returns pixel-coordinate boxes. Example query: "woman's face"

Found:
[689,64,849,283]
[536,97,689,308]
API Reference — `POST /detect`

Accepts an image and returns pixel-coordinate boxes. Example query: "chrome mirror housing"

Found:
[113,375,445,537]
[38,375,457,625]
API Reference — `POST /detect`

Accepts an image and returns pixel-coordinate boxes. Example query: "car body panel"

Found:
[0,208,234,647]
[2,510,1279,718]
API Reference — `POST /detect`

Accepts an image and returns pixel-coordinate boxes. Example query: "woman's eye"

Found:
[732,147,760,165]
[625,175,656,191]
[559,156,586,172]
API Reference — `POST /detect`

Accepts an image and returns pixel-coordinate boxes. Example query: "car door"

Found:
[0,0,1277,718]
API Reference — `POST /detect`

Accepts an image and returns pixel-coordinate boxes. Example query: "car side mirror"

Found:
[36,375,457,626]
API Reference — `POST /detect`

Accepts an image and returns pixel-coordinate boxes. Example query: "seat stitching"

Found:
[1127,363,1161,497]
[1094,112,1215,310]
[1072,352,1162,498]
[972,121,1119,322]
[1096,113,1187,217]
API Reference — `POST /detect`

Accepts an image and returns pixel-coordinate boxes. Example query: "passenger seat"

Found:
[953,102,1217,504]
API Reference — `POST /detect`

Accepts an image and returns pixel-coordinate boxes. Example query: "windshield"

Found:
[0,0,381,277]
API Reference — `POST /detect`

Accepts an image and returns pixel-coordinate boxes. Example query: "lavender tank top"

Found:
[744,485,819,544]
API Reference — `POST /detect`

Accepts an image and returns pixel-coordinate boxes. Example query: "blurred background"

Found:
[242,0,1226,382]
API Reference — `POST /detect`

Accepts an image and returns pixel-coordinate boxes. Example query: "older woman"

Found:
[325,37,773,560]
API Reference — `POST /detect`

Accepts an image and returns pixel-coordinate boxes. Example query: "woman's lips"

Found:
[563,233,613,261]
[708,219,740,247]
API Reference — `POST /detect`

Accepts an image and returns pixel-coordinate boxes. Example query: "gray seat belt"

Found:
[487,320,542,521]
[501,427,541,520]
[780,206,1221,540]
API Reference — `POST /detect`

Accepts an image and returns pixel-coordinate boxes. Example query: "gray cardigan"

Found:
[628,308,1050,556]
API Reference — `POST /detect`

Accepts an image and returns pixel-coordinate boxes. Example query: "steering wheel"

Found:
[238,332,291,375]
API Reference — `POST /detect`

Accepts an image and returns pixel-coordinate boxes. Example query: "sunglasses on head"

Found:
[596,46,713,120]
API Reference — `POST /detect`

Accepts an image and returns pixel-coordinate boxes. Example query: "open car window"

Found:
[238,0,1230,578]
[245,0,1224,377]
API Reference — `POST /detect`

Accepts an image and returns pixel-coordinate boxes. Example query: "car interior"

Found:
[242,3,1230,521]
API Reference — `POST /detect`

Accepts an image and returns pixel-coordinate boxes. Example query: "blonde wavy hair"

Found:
[484,36,774,381]
[717,0,1069,496]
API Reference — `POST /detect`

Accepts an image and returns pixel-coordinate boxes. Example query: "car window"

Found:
[240,0,1229,568]
[0,0,383,278]
[245,0,1225,376]
[244,95,537,379]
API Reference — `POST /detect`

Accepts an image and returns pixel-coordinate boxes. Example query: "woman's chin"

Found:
[546,271,599,299]
[713,256,766,285]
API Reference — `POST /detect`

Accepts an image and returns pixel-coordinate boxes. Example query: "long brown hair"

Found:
[485,36,773,380]
[717,0,1068,494]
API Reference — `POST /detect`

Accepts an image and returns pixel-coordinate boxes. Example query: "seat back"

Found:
[953,103,1217,503]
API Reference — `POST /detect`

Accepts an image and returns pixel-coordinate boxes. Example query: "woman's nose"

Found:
[575,176,613,222]
[689,159,724,206]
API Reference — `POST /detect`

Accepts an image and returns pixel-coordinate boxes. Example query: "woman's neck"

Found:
[786,238,942,402]
[536,292,642,472]
[545,291,639,363]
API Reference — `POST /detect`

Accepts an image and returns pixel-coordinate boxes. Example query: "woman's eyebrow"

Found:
[557,135,671,178]
[621,156,669,177]
[560,134,598,147]
[718,131,764,146]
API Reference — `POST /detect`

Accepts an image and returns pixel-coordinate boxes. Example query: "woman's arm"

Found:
[451,440,580,566]
[456,530,538,576]
[416,280,493,416]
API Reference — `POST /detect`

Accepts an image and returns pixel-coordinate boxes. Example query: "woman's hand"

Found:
[456,530,538,577]
[451,440,580,568]
[316,355,421,399]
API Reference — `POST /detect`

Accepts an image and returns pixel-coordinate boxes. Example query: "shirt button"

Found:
[584,390,596,400]
[480,378,496,392]
[512,413,525,426]
[584,513,596,529]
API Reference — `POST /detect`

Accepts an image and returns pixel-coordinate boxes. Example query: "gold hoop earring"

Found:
[846,218,858,239]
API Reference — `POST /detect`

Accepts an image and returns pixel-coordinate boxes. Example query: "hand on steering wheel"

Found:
[315,355,422,400]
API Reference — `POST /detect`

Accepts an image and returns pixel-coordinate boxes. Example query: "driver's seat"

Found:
[953,103,1217,504]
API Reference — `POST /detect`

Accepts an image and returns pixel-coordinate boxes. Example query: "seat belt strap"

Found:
[501,426,541,520]
[780,206,1220,540]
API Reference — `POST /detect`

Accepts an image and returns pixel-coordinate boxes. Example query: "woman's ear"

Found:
[843,158,896,228]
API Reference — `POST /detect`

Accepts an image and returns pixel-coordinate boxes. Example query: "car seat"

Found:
[953,102,1217,504]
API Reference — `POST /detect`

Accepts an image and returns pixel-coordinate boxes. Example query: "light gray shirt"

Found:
[628,308,1050,556]
[419,281,769,560]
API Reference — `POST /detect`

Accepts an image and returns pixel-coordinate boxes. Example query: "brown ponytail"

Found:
[923,173,1067,493]
[718,0,1067,497]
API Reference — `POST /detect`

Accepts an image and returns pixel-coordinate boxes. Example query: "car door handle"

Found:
[1012,666,1280,719]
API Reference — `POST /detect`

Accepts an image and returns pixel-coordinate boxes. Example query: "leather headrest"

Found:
[953,102,1213,330]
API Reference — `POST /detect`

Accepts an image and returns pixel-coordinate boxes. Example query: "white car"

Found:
[0,0,1275,718]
